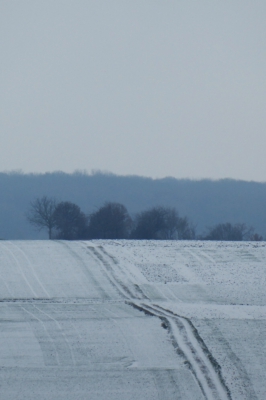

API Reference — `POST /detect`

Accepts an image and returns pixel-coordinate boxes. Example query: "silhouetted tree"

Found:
[131,206,195,240]
[203,222,253,241]
[175,215,196,240]
[249,233,263,241]
[26,196,57,239]
[88,202,132,239]
[54,201,88,240]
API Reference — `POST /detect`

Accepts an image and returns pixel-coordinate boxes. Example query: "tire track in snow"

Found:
[185,249,207,267]
[87,244,148,300]
[98,245,149,300]
[129,302,231,400]
[199,251,217,265]
[99,246,137,281]
[0,270,14,298]
[48,303,87,366]
[86,245,132,299]
[31,304,76,366]
[1,243,38,298]
[0,243,15,297]
[8,242,51,298]
[20,305,60,366]
[59,242,110,300]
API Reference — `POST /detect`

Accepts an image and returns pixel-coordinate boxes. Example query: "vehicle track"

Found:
[86,244,148,300]
[1,243,38,297]
[8,242,51,298]
[20,304,60,366]
[59,242,111,300]
[83,244,232,400]
[98,245,149,300]
[1,241,233,399]
[128,302,232,400]
[22,303,76,366]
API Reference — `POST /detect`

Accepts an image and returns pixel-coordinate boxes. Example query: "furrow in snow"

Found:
[59,242,111,300]
[132,302,231,400]
[87,246,129,298]
[86,245,135,299]
[8,242,51,298]
[32,304,76,366]
[20,305,60,366]
[97,245,149,300]
[1,243,38,298]
[22,304,75,366]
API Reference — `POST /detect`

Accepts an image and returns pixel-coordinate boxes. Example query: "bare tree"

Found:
[249,233,263,241]
[26,196,57,239]
[203,222,254,241]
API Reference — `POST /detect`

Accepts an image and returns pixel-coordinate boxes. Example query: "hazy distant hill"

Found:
[0,171,265,239]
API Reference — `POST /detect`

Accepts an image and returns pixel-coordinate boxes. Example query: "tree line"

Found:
[26,196,263,241]
[1,171,265,240]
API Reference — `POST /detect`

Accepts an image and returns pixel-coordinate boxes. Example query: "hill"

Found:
[0,171,265,239]
[0,240,265,399]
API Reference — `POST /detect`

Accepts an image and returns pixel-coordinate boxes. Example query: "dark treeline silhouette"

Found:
[201,223,262,241]
[27,196,261,241]
[131,206,195,240]
[88,202,132,239]
[0,171,266,239]
[53,201,88,240]
[27,198,195,240]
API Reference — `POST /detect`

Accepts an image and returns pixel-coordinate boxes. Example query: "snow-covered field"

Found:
[0,240,266,399]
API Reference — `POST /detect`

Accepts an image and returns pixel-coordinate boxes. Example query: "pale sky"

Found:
[1,1,266,181]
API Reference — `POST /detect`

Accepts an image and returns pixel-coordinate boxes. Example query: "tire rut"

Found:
[87,244,148,300]
[59,241,110,300]
[22,303,75,366]
[128,301,232,400]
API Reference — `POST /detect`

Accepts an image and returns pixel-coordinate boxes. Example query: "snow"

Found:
[0,240,266,399]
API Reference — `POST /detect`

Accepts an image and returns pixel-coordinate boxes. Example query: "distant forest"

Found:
[0,171,266,240]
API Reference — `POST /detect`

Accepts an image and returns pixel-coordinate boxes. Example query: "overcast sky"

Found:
[1,1,266,181]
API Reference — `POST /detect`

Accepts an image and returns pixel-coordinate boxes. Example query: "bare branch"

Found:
[26,196,57,239]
